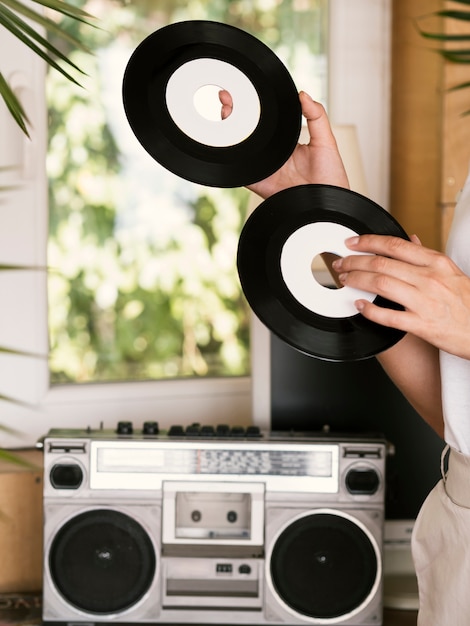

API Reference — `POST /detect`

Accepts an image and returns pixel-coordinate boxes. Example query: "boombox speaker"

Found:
[41,427,386,625]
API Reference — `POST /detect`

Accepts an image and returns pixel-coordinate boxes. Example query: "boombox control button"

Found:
[246,425,262,438]
[230,426,245,437]
[345,468,380,495]
[216,563,233,573]
[200,425,216,437]
[191,510,202,522]
[215,424,230,437]
[116,421,133,435]
[50,463,83,489]
[239,564,251,575]
[165,424,262,439]
[227,511,238,523]
[169,425,185,437]
[186,423,201,435]
[143,421,159,435]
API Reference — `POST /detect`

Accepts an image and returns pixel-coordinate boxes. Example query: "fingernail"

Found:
[338,273,347,284]
[355,300,365,312]
[346,236,359,246]
[332,259,342,270]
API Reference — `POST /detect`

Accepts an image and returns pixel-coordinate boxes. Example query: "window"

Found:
[47,0,328,386]
[0,0,391,448]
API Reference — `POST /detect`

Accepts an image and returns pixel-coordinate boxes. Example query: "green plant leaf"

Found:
[0,0,96,134]
[441,49,470,63]
[0,347,46,358]
[0,264,47,270]
[448,79,470,91]
[30,0,94,23]
[0,394,39,409]
[1,0,94,52]
[0,447,38,468]
[0,71,29,135]
[0,4,85,82]
[418,27,470,42]
[436,10,470,22]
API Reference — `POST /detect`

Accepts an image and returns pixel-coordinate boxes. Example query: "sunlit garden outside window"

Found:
[47,0,328,384]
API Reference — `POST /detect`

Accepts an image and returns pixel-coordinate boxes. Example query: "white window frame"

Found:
[0,0,391,448]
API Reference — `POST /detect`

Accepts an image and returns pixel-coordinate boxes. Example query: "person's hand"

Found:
[332,234,470,359]
[218,89,349,198]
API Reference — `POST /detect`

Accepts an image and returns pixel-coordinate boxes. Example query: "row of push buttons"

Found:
[115,421,262,439]
[168,424,262,438]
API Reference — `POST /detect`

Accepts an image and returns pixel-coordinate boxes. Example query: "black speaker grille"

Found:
[49,508,156,614]
[270,512,378,619]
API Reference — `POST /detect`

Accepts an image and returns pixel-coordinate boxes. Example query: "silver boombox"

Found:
[41,425,386,626]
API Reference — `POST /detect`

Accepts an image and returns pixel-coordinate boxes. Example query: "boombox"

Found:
[40,425,386,626]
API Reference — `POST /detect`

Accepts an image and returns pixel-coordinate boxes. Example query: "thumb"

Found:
[299,91,338,149]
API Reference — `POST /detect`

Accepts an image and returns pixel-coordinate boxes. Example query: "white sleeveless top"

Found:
[440,168,470,454]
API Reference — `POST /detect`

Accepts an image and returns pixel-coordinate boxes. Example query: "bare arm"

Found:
[377,335,444,438]
[332,233,470,438]
[235,91,448,437]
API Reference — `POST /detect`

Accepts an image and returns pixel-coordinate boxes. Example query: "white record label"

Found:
[280,222,375,318]
[165,58,261,147]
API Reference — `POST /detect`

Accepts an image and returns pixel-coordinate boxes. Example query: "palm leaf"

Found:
[0,346,46,358]
[0,71,29,135]
[0,447,38,468]
[0,4,85,83]
[436,9,470,21]
[418,29,470,42]
[441,52,470,63]
[1,0,94,53]
[0,0,96,134]
[5,0,94,27]
[417,5,470,101]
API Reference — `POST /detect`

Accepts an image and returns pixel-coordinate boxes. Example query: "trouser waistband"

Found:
[444,446,470,508]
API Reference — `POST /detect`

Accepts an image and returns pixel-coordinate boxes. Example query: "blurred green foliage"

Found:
[47,0,326,383]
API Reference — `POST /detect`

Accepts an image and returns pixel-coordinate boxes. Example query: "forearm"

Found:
[377,334,444,439]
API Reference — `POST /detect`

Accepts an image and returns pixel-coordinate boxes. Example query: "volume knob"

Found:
[116,421,133,435]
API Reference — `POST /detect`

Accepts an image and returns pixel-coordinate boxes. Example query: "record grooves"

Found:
[237,184,409,361]
[122,21,301,187]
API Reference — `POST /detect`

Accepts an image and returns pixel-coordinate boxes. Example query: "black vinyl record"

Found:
[237,184,409,362]
[122,20,301,187]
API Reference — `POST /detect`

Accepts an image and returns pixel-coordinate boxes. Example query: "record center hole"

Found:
[193,85,233,122]
[312,253,344,289]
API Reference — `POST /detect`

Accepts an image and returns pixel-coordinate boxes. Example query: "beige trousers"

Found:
[412,447,470,626]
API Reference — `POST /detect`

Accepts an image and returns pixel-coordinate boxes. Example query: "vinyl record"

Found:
[122,20,301,187]
[237,184,409,361]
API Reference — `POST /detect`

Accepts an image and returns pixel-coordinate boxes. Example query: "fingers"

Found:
[299,91,338,149]
[342,234,437,267]
[353,297,414,329]
[219,89,233,121]
[332,236,433,302]
[332,233,466,335]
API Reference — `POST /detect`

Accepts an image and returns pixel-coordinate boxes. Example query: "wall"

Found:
[391,0,470,250]
[390,0,444,250]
